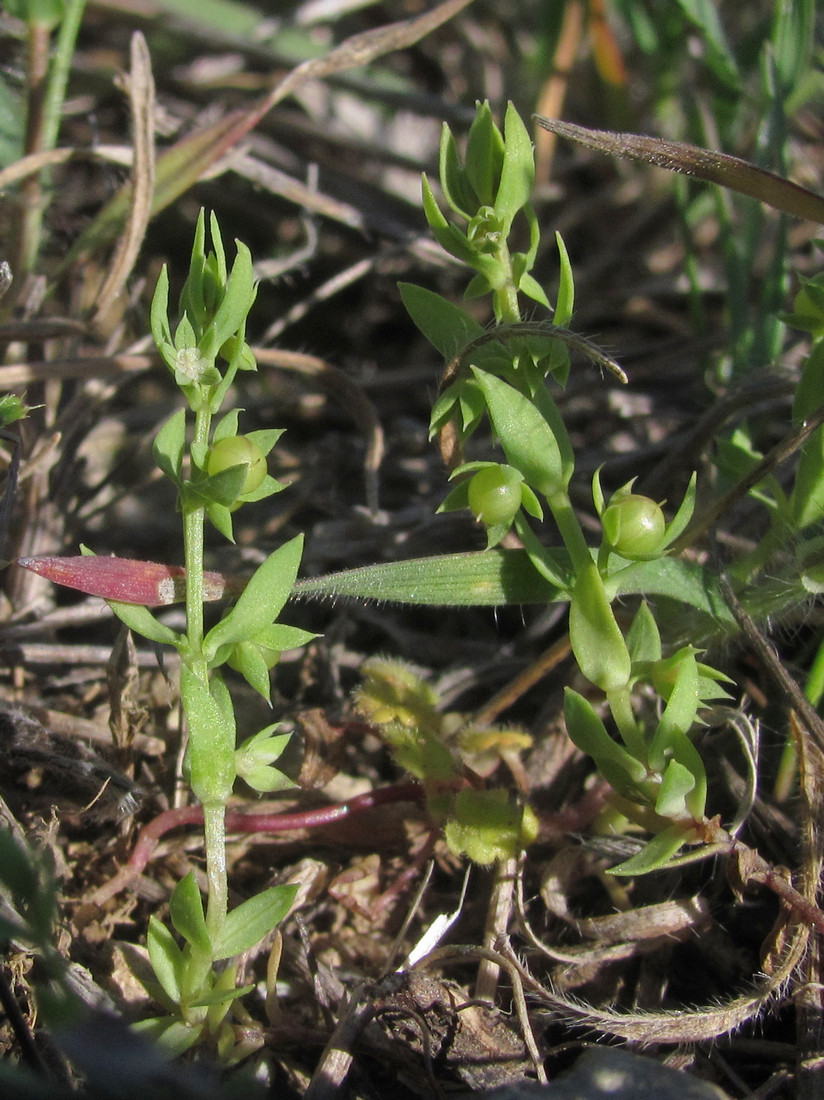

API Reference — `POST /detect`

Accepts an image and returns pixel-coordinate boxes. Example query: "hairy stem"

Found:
[183,406,230,940]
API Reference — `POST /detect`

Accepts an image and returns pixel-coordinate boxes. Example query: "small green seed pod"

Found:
[602,494,666,559]
[207,435,267,495]
[467,465,523,526]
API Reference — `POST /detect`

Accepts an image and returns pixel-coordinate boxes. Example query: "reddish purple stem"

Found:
[127,780,425,876]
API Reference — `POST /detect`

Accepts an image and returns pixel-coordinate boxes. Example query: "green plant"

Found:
[396,100,732,874]
[354,657,537,865]
[24,94,824,900]
[132,211,323,1055]
[301,99,824,877]
[2,0,87,275]
[24,99,803,886]
[611,0,819,377]
[0,827,280,1097]
[40,211,315,1057]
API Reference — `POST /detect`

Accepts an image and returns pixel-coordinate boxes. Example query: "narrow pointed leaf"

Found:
[607,823,697,876]
[399,283,485,358]
[438,125,477,217]
[660,472,697,547]
[212,409,240,443]
[147,917,185,1005]
[107,600,183,647]
[471,368,569,496]
[564,688,647,784]
[204,535,303,656]
[191,983,254,1009]
[569,564,631,692]
[648,655,700,770]
[464,102,504,208]
[626,601,662,664]
[168,872,210,955]
[554,231,574,325]
[212,884,298,960]
[293,548,571,606]
[654,759,696,819]
[153,408,186,482]
[292,549,739,622]
[226,641,272,699]
[494,103,534,229]
[180,665,236,804]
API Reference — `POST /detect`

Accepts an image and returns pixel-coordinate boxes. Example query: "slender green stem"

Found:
[182,407,230,940]
[493,280,521,324]
[41,0,88,153]
[605,686,648,763]
[546,490,592,576]
[513,512,570,589]
[183,409,211,651]
[491,239,521,324]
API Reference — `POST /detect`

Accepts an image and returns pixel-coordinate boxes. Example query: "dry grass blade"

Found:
[304,982,374,1100]
[93,33,156,323]
[671,404,824,553]
[502,925,807,1044]
[0,146,133,190]
[0,354,153,387]
[534,116,824,224]
[273,0,475,100]
[719,576,824,760]
[67,0,476,264]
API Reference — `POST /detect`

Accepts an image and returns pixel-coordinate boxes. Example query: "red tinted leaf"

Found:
[17,556,240,606]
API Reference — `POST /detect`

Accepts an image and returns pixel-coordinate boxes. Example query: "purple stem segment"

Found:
[88,781,426,906]
[129,780,424,872]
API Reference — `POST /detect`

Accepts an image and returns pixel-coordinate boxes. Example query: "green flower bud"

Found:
[207,435,267,495]
[467,206,503,254]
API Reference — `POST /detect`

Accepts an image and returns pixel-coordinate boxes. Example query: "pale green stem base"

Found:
[203,802,228,941]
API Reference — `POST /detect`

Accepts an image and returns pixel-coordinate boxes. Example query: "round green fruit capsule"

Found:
[602,494,665,559]
[207,435,267,495]
[467,465,523,526]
